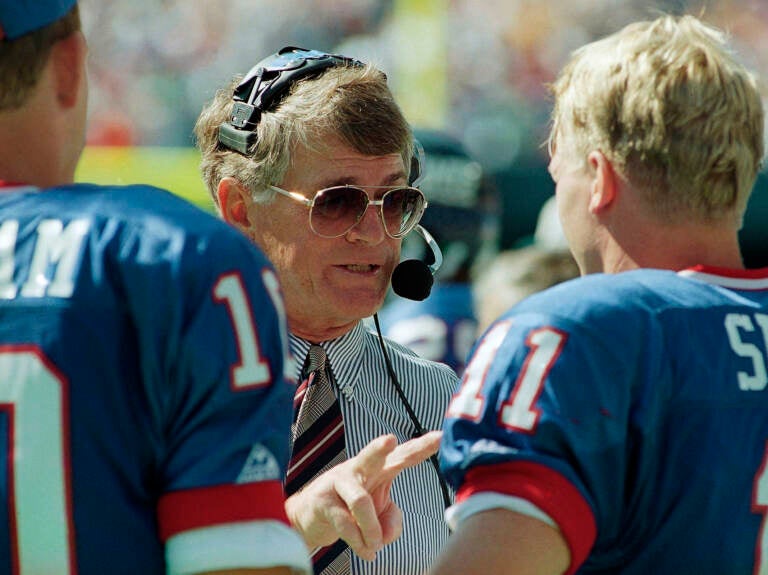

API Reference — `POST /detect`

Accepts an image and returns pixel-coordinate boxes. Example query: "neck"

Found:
[1,125,60,190]
[594,219,744,274]
[289,317,359,343]
[0,44,83,188]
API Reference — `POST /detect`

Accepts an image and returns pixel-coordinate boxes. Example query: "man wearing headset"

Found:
[194,48,458,575]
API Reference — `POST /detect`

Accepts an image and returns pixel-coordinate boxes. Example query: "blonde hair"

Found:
[549,14,764,226]
[194,62,414,206]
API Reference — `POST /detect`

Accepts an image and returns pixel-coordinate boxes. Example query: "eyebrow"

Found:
[317,171,407,190]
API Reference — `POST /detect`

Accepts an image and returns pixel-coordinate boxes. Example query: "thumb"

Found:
[379,501,404,546]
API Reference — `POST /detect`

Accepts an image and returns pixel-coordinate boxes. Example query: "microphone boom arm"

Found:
[414,224,443,275]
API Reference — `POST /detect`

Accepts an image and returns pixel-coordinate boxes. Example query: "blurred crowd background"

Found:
[76,0,768,263]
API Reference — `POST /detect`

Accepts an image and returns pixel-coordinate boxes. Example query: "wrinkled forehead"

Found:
[285,136,408,190]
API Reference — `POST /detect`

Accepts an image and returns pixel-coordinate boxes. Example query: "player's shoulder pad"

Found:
[65,182,272,269]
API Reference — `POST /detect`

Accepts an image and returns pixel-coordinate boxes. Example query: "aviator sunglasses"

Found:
[270,184,427,239]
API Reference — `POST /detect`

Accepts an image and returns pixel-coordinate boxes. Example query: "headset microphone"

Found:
[391,225,443,301]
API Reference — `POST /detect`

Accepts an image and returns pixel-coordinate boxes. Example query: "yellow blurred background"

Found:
[76,146,213,211]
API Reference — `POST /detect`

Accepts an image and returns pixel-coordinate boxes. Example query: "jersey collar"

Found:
[679,265,768,290]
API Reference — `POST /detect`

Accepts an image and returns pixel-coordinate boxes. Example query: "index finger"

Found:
[382,430,442,474]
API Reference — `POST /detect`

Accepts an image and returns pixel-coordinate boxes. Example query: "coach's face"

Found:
[246,138,405,341]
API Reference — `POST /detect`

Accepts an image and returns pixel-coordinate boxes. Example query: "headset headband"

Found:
[218,46,365,154]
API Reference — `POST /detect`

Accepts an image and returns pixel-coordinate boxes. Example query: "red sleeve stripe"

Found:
[158,480,289,542]
[458,461,597,575]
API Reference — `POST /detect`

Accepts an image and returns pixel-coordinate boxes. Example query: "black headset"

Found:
[218,47,364,154]
[218,46,426,189]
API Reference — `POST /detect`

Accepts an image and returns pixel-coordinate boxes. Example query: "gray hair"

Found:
[195,62,414,207]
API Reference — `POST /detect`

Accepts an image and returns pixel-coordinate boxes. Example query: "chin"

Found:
[333,290,386,319]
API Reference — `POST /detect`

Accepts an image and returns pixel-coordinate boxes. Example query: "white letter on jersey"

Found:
[447,320,513,421]
[0,347,75,574]
[500,327,566,432]
[725,313,768,391]
[214,273,271,389]
[261,268,295,380]
[447,321,567,434]
[20,219,90,298]
[0,220,20,299]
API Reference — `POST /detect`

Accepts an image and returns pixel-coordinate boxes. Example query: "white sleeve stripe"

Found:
[166,520,311,575]
[444,492,557,531]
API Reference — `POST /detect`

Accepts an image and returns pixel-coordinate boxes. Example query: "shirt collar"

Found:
[289,321,368,392]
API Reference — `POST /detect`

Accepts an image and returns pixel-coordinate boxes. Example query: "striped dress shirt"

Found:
[289,320,459,575]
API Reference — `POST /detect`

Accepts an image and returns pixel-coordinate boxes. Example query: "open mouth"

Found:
[340,264,380,273]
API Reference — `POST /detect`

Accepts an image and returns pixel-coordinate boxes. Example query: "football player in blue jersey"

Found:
[430,13,767,575]
[378,128,499,376]
[0,1,311,573]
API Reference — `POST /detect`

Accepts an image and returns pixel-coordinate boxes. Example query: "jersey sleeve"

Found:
[440,295,661,573]
[120,218,308,573]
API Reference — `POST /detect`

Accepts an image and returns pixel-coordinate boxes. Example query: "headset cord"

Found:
[372,313,453,511]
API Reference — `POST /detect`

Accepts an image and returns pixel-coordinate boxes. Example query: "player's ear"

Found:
[587,150,617,214]
[217,177,253,231]
[51,31,87,109]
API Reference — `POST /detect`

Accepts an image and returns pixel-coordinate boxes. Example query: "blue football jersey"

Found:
[441,266,768,574]
[379,283,477,375]
[0,183,305,574]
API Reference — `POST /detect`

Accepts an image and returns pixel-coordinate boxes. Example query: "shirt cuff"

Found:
[166,520,311,574]
[445,491,557,531]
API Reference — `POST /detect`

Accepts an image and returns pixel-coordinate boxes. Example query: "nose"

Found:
[345,201,387,244]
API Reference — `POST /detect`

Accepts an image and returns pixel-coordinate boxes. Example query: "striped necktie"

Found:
[286,344,350,574]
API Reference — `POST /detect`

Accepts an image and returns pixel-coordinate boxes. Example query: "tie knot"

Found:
[307,344,327,374]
